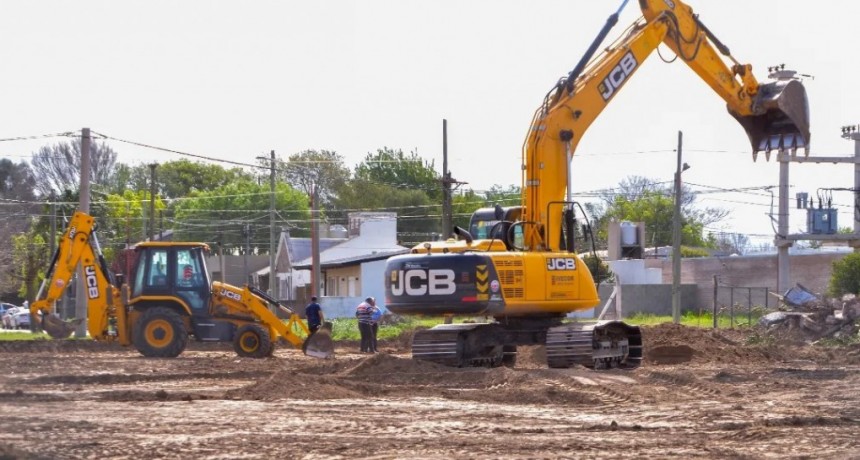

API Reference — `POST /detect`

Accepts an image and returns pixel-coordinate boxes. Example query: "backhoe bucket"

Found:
[303,321,334,359]
[730,78,810,159]
[40,314,84,339]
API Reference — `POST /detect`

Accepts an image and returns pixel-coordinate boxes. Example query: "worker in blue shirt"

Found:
[305,296,324,335]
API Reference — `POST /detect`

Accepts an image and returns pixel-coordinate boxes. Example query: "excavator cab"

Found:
[733,71,811,159]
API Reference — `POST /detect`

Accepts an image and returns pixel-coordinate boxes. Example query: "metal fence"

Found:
[712,278,773,328]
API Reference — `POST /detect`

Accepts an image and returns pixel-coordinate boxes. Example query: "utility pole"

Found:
[269,150,276,298]
[243,223,251,286]
[672,131,689,325]
[439,119,466,239]
[75,127,91,338]
[148,163,157,241]
[441,119,452,238]
[310,183,321,298]
[49,202,56,257]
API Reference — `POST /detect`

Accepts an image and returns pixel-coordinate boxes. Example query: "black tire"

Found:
[133,307,189,358]
[233,323,273,359]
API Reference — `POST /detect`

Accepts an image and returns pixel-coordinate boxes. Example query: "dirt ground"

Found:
[2,324,860,459]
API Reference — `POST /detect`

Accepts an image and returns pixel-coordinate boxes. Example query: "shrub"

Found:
[828,253,860,297]
[582,254,614,284]
[680,246,709,258]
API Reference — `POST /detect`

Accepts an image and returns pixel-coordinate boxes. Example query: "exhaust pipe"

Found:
[731,76,811,160]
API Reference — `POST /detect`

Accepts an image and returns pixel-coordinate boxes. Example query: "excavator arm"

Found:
[522,0,810,252]
[30,211,128,343]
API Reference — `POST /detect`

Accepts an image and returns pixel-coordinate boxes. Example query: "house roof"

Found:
[288,237,346,265]
[292,248,409,270]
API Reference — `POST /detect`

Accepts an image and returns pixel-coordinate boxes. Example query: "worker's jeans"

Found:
[359,322,373,352]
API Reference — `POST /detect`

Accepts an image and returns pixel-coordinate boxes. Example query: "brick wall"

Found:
[643,252,848,308]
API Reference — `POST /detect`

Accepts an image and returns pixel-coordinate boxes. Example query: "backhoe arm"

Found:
[211,281,310,349]
[30,211,127,343]
[521,0,809,252]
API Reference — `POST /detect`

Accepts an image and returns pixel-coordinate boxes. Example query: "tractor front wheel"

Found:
[233,323,273,359]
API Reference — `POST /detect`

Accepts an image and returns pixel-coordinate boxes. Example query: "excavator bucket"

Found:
[730,78,810,160]
[40,314,84,339]
[303,321,335,359]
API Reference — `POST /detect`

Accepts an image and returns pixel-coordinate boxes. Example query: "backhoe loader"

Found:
[384,0,810,369]
[30,211,334,359]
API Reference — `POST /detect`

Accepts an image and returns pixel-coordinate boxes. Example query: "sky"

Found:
[2,0,859,249]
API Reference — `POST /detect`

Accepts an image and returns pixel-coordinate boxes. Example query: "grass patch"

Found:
[816,334,860,347]
[626,311,764,329]
[329,316,445,341]
[0,331,50,341]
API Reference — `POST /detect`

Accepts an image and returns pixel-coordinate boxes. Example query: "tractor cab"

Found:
[131,242,212,317]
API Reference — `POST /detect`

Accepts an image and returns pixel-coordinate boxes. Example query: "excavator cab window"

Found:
[468,206,524,250]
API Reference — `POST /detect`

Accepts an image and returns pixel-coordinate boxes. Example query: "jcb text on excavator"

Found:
[30,211,334,359]
[384,0,810,369]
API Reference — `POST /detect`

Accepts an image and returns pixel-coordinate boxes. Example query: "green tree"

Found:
[334,179,434,246]
[11,226,49,303]
[172,180,310,252]
[332,148,442,245]
[275,150,350,209]
[589,175,727,249]
[0,159,38,297]
[100,190,167,248]
[451,189,486,232]
[829,253,860,297]
[155,159,253,200]
[353,148,440,200]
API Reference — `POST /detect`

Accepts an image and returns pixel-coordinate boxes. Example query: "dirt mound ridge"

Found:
[642,323,781,365]
[229,353,612,406]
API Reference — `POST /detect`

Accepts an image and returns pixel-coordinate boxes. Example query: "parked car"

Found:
[10,309,31,329]
[0,303,13,324]
[2,305,23,329]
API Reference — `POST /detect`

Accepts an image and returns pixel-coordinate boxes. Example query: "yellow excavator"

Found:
[384,0,810,368]
[30,211,334,359]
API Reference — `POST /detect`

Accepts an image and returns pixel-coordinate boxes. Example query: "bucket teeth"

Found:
[733,77,811,161]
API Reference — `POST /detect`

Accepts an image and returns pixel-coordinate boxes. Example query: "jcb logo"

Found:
[390,269,456,296]
[547,258,576,271]
[85,265,99,299]
[598,51,638,101]
[219,289,242,302]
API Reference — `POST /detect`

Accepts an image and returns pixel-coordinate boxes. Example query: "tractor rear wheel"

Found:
[133,307,188,358]
[233,323,273,359]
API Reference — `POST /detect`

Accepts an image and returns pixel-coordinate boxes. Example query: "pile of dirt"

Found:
[642,323,783,365]
[227,353,605,406]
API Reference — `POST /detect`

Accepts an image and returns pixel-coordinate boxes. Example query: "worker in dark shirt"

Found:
[305,296,324,335]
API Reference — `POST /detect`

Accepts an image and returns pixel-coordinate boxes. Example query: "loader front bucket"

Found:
[40,314,84,339]
[730,78,810,159]
[303,321,335,359]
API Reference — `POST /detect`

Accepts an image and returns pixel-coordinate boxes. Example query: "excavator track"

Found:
[412,324,505,367]
[412,328,463,367]
[546,321,642,369]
